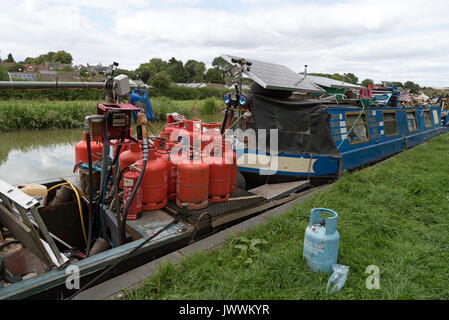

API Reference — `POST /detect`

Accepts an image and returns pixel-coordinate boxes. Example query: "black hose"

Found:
[121,138,148,240]
[85,131,95,257]
[0,240,20,251]
[117,165,131,186]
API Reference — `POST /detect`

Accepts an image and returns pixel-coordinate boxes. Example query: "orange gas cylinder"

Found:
[156,142,177,200]
[119,143,143,186]
[206,141,232,202]
[75,131,103,166]
[176,155,209,210]
[136,148,168,211]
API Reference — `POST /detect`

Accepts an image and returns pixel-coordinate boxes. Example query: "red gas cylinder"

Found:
[160,122,184,141]
[205,141,232,202]
[119,143,143,186]
[202,122,221,143]
[122,170,143,220]
[75,131,103,167]
[156,142,177,200]
[136,148,168,211]
[111,139,130,157]
[176,155,209,210]
[223,141,237,192]
[181,119,202,146]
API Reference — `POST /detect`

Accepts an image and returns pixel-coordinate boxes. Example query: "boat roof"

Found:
[306,75,366,90]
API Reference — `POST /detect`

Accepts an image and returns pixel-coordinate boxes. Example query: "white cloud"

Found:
[0,0,448,86]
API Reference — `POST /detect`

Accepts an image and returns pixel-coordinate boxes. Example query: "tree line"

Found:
[309,72,423,94]
[0,50,430,94]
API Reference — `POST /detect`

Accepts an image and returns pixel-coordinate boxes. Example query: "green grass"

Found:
[0,98,225,131]
[126,133,449,300]
[198,97,219,114]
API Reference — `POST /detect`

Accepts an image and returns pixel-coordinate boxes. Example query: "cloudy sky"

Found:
[1,0,448,87]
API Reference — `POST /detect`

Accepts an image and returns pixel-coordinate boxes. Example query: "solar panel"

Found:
[306,75,365,90]
[221,54,325,93]
[8,73,36,80]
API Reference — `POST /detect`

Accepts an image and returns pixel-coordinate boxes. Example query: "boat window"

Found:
[406,111,418,132]
[423,110,432,128]
[345,113,369,143]
[382,111,398,137]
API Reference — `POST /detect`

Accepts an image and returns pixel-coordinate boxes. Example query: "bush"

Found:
[149,86,229,100]
[199,97,217,114]
[150,96,194,121]
[0,89,105,101]
[0,100,97,132]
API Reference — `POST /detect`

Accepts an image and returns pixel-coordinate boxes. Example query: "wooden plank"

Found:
[248,180,310,200]
[211,191,306,228]
[0,203,52,268]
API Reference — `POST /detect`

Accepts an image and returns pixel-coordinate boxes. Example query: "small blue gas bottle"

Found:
[303,208,340,274]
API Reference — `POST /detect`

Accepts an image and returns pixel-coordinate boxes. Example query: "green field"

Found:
[126,133,449,300]
[0,98,225,132]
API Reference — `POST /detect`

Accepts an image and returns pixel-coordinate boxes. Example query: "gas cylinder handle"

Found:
[309,208,338,235]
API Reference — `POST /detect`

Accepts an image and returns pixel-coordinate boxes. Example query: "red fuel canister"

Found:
[176,154,209,210]
[206,141,232,202]
[136,148,168,211]
[223,140,237,192]
[157,142,177,200]
[111,139,130,157]
[122,170,143,220]
[75,131,103,167]
[119,143,143,186]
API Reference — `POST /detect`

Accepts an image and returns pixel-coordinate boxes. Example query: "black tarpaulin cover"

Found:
[250,94,341,158]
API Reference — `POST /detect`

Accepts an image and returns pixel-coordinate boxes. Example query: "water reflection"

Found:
[0,129,82,184]
[0,113,224,185]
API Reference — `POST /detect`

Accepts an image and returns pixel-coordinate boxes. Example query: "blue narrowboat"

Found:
[224,90,449,186]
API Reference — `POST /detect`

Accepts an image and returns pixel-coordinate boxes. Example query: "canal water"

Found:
[0,113,223,185]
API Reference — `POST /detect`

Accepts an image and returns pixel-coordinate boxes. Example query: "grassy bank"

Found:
[0,98,225,132]
[126,133,449,300]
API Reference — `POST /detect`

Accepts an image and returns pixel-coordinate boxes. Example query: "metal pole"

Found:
[0,81,105,90]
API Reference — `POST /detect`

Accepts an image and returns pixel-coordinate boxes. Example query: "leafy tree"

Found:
[331,73,344,81]
[62,66,73,71]
[166,57,189,83]
[343,73,358,84]
[404,81,420,94]
[5,53,14,63]
[116,68,137,80]
[205,68,224,84]
[24,57,36,64]
[361,79,374,87]
[150,71,171,89]
[53,50,73,64]
[150,58,168,73]
[185,59,205,82]
[309,73,332,78]
[212,56,231,77]
[136,62,157,83]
